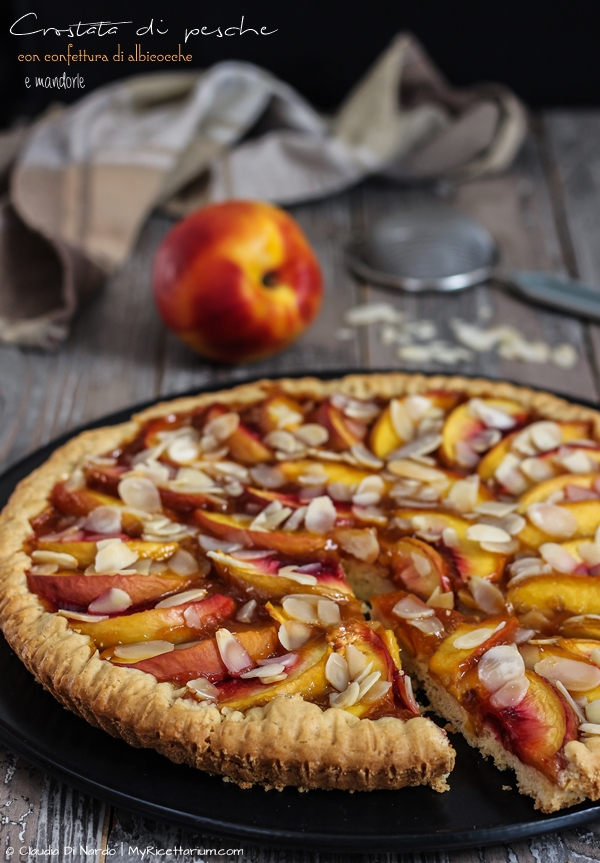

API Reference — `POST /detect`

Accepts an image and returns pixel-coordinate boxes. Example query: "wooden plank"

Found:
[359,135,598,402]
[0,748,44,860]
[32,776,106,861]
[543,110,600,394]
[0,218,166,475]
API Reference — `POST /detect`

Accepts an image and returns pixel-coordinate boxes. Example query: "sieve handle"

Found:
[504,270,600,323]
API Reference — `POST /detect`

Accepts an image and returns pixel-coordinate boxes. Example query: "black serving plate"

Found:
[1,381,600,852]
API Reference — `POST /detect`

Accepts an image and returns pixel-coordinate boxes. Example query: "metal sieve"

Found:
[346,206,600,321]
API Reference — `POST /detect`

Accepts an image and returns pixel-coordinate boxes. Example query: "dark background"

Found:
[2,0,599,128]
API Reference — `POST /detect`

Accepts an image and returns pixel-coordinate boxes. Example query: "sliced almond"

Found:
[426,586,454,609]
[88,587,132,614]
[387,459,449,486]
[350,443,384,470]
[465,524,512,544]
[167,548,199,576]
[390,399,414,442]
[204,412,240,442]
[282,596,320,625]
[58,610,109,623]
[113,640,174,662]
[304,496,337,533]
[539,543,579,573]
[215,629,252,674]
[535,656,600,691]
[529,421,562,453]
[155,589,207,609]
[478,643,525,692]
[526,503,577,539]
[490,675,529,709]
[293,424,329,446]
[495,454,528,495]
[336,528,380,563]
[326,653,350,692]
[453,628,496,650]
[446,476,479,513]
[474,501,519,517]
[31,550,79,570]
[351,505,388,526]
[469,575,505,614]
[236,599,257,623]
[558,450,595,474]
[277,565,318,585]
[94,539,139,574]
[278,620,312,650]
[118,476,162,513]
[240,664,287,681]
[520,457,555,483]
[392,595,435,620]
[468,399,517,430]
[249,464,285,489]
[586,699,600,724]
[408,616,444,635]
[186,677,219,700]
[84,506,123,535]
[317,598,341,627]
[329,680,360,709]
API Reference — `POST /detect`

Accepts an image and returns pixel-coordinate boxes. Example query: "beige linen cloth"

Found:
[0,33,527,349]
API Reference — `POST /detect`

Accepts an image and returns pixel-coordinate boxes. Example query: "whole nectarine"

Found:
[153,201,323,363]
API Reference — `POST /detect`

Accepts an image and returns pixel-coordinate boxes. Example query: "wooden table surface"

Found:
[2,109,600,862]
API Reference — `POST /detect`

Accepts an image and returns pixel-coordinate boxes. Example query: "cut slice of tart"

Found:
[371,590,600,812]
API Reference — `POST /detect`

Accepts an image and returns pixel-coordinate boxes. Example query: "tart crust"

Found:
[2,372,600,802]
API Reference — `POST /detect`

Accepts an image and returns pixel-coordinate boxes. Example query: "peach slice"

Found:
[428,615,520,694]
[114,625,278,683]
[205,405,272,465]
[394,508,507,585]
[482,671,577,781]
[278,459,373,488]
[27,572,196,610]
[478,421,592,481]
[243,486,304,511]
[208,551,354,601]
[369,391,459,459]
[257,394,304,433]
[33,539,179,569]
[389,537,452,600]
[518,473,600,510]
[328,619,415,717]
[370,589,457,660]
[193,508,329,555]
[507,574,600,630]
[216,640,328,710]
[425,617,578,780]
[518,500,600,548]
[51,482,120,518]
[70,593,235,649]
[315,401,363,450]
[441,399,527,467]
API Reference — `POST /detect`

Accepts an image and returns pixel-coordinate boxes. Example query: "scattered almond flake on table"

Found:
[397,342,474,365]
[344,303,404,326]
[336,302,579,370]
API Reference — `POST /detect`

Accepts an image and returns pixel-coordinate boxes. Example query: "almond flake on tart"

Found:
[3,373,600,809]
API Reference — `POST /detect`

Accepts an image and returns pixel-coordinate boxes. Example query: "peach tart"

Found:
[2,373,600,810]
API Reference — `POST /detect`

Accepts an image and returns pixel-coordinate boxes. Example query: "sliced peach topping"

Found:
[70,593,236,649]
[441,398,527,468]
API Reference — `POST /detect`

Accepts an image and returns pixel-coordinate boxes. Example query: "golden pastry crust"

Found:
[3,371,600,802]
